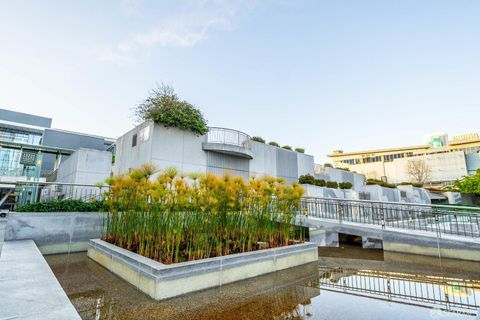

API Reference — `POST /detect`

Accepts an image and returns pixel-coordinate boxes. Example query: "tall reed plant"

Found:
[103,164,305,264]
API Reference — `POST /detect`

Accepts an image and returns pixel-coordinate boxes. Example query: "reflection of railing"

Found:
[302,197,480,238]
[315,267,480,316]
[205,127,252,150]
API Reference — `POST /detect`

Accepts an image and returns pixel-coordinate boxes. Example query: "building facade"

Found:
[113,121,315,183]
[0,107,114,209]
[328,133,480,185]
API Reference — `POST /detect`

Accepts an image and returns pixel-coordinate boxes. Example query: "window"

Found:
[132,133,137,147]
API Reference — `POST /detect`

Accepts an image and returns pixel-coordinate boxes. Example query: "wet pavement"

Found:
[46,247,480,319]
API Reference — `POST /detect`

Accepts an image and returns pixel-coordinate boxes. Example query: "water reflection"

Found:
[46,249,480,320]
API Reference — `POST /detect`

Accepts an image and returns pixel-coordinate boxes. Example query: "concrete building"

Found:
[328,133,480,185]
[0,108,114,209]
[113,121,314,183]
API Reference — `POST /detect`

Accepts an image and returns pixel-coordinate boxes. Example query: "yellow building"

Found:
[328,133,480,185]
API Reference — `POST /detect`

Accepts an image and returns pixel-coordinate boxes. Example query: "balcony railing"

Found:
[206,127,252,150]
[203,127,253,158]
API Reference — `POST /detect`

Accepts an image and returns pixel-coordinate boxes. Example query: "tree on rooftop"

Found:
[133,84,208,136]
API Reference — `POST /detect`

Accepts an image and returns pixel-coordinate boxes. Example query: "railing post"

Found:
[380,203,385,229]
[339,202,344,224]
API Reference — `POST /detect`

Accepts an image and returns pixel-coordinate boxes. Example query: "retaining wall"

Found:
[5,212,103,255]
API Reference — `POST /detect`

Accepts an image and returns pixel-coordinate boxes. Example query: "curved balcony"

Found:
[202,127,253,159]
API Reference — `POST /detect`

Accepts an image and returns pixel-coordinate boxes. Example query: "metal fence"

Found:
[206,127,252,150]
[1,181,108,210]
[301,197,480,238]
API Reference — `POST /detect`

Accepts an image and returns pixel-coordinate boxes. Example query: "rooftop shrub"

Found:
[324,163,333,168]
[16,199,106,212]
[251,136,266,143]
[314,179,326,187]
[339,182,353,189]
[399,182,424,188]
[103,166,305,264]
[295,147,305,153]
[268,141,280,147]
[133,84,208,136]
[282,145,293,151]
[299,174,316,185]
[367,179,396,189]
[326,181,339,189]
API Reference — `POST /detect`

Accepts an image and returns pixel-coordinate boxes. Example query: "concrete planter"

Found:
[5,212,103,255]
[88,239,318,300]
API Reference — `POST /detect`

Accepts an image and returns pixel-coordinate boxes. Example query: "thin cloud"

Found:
[97,1,258,64]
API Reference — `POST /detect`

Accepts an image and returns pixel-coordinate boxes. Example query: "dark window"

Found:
[132,134,137,147]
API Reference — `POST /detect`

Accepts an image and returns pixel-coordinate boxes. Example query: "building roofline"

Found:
[328,144,430,158]
[46,128,116,142]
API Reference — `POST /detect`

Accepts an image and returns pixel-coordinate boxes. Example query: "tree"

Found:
[406,159,431,185]
[455,169,480,195]
[133,84,208,136]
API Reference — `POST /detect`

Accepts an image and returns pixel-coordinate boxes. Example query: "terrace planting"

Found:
[102,165,305,264]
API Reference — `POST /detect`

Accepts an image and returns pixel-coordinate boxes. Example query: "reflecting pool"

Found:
[46,247,480,319]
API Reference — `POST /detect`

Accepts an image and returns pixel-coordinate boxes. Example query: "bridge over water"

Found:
[299,197,480,261]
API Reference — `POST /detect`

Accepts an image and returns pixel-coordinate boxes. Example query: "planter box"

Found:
[88,239,318,300]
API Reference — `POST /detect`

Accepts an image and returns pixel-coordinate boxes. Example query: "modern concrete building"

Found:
[113,121,315,183]
[328,133,480,185]
[0,107,114,208]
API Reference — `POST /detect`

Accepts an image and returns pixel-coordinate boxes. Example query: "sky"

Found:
[1,0,479,163]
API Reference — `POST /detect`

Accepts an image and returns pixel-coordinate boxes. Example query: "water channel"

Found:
[46,247,480,319]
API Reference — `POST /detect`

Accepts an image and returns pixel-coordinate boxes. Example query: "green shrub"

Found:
[399,182,424,188]
[366,179,396,189]
[282,145,292,151]
[339,182,353,189]
[326,181,339,188]
[251,136,266,143]
[337,167,350,171]
[324,163,333,168]
[269,141,280,147]
[16,199,106,212]
[314,179,326,187]
[295,147,305,153]
[299,174,316,185]
[133,84,208,136]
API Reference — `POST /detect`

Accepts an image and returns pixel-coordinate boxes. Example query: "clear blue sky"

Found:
[1,0,479,163]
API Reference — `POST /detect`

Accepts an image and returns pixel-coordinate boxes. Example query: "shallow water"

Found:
[46,247,480,320]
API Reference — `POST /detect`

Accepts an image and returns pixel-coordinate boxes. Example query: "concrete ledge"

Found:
[88,239,318,300]
[0,240,81,320]
[202,142,253,159]
[5,212,103,254]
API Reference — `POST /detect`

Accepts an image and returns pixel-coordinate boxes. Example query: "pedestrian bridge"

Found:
[298,197,480,261]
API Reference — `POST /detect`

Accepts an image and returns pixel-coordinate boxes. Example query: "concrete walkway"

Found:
[0,240,81,320]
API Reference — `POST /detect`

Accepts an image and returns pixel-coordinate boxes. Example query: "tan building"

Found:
[328,133,480,185]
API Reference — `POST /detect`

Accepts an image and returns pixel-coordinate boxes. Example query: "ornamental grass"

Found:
[102,164,305,264]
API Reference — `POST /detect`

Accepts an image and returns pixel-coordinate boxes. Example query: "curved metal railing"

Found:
[206,127,252,150]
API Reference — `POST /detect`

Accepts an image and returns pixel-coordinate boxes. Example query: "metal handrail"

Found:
[205,127,252,150]
[301,197,480,238]
[301,196,480,212]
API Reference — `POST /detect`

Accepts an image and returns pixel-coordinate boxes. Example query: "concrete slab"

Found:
[0,240,81,320]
